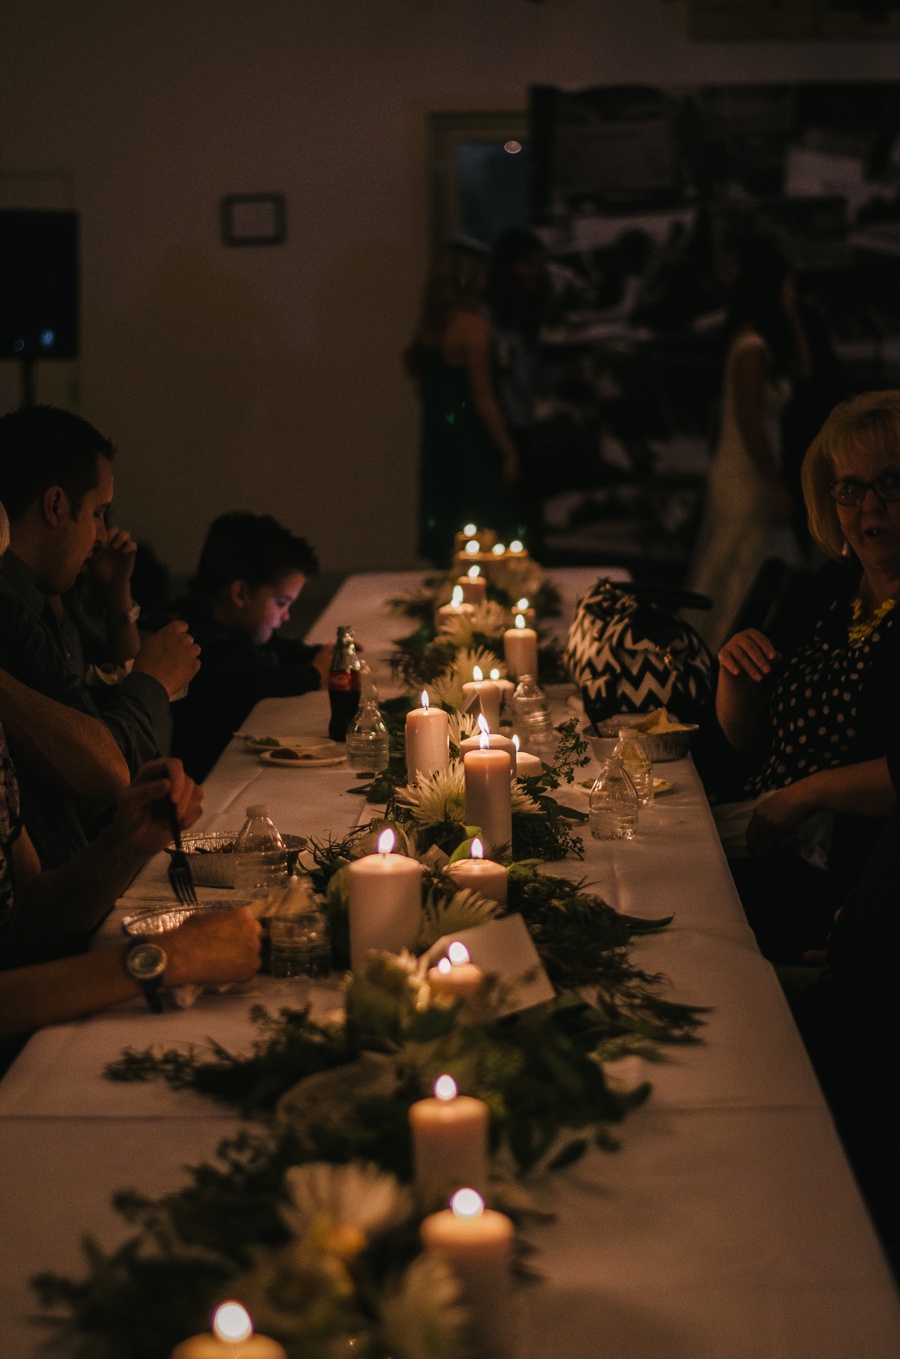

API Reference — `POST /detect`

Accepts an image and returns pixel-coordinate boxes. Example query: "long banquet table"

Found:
[2,569,899,1358]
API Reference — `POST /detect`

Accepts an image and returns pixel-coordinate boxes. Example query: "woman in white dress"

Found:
[690,241,810,649]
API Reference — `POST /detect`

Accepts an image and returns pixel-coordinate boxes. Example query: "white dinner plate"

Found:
[239,733,328,752]
[258,747,347,769]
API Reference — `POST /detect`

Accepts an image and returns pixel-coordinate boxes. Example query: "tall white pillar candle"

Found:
[459,729,517,775]
[409,1074,489,1202]
[172,1303,286,1359]
[458,565,488,605]
[488,669,515,715]
[503,614,538,681]
[406,692,450,782]
[463,745,512,855]
[347,829,424,966]
[461,667,501,731]
[445,839,508,904]
[421,1190,515,1359]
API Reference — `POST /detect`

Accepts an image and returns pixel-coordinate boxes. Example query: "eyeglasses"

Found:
[829,473,900,507]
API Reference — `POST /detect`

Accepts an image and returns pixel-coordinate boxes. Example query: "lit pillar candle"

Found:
[427,940,487,998]
[503,613,538,681]
[511,735,543,779]
[463,732,512,855]
[458,563,487,605]
[406,691,450,782]
[459,714,517,775]
[172,1302,287,1358]
[409,1074,489,1202]
[436,584,475,632]
[488,668,515,715]
[421,1189,515,1359]
[461,666,501,731]
[347,829,424,967]
[445,839,508,904]
[513,597,536,628]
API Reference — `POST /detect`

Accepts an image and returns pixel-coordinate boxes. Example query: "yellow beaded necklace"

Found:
[848,592,898,644]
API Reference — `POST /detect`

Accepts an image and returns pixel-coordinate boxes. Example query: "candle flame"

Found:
[513,734,520,752]
[492,542,506,556]
[451,585,464,608]
[463,522,477,536]
[451,1188,484,1220]
[470,837,484,860]
[515,613,526,630]
[213,1302,253,1343]
[434,1073,457,1100]
[489,668,500,681]
[377,828,395,855]
[465,540,479,555]
[448,940,470,965]
[421,690,430,711]
[472,665,483,682]
[437,957,452,975]
[510,540,524,553]
[467,564,481,580]
[516,597,529,610]
[477,714,490,735]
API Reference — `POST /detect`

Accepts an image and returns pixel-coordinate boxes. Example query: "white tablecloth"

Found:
[1,569,898,1358]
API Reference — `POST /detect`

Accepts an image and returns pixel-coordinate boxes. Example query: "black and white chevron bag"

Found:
[565,580,714,727]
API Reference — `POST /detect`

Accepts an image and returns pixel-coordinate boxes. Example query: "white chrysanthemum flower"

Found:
[511,781,541,815]
[283,1162,412,1242]
[395,765,467,826]
[428,668,466,712]
[379,1254,470,1359]
[418,886,503,949]
[447,708,478,750]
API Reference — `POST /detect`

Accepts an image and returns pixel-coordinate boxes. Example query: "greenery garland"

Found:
[31,554,706,1359]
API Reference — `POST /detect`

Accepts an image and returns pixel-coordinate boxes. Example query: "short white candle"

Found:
[436,584,475,632]
[421,1189,515,1358]
[461,665,501,731]
[347,829,424,967]
[445,838,508,904]
[512,737,543,780]
[406,691,450,782]
[503,613,538,681]
[458,564,487,605]
[409,1074,489,1202]
[459,715,517,775]
[171,1302,287,1359]
[488,668,515,714]
[427,940,487,999]
[463,739,512,856]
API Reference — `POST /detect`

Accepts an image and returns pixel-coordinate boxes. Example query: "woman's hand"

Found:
[747,780,816,854]
[718,629,781,683]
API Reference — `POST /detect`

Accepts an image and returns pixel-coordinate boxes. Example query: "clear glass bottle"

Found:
[346,697,390,773]
[589,756,639,840]
[512,674,555,750]
[614,728,654,807]
[268,874,332,979]
[233,803,287,895]
[327,626,362,742]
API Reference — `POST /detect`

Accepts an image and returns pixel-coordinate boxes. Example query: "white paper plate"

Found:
[258,747,347,769]
[240,733,329,753]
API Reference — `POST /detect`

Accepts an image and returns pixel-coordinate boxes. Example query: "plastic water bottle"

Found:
[589,757,639,840]
[233,804,288,895]
[268,875,331,979]
[346,698,390,773]
[614,728,654,807]
[512,674,555,750]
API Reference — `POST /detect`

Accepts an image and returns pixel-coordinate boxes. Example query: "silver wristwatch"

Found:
[109,602,141,625]
[124,937,167,1013]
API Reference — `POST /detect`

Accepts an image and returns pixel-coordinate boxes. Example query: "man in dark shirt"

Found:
[0,406,199,864]
[171,512,331,780]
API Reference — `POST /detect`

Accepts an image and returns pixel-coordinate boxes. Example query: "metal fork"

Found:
[166,799,198,906]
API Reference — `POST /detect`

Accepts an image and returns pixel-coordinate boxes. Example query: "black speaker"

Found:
[0,210,80,360]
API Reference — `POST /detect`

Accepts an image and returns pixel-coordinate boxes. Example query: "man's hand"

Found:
[132,621,201,698]
[718,628,782,683]
[109,757,203,860]
[164,907,262,987]
[89,525,138,605]
[746,780,817,855]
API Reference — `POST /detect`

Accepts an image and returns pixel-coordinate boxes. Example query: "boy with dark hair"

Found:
[170,512,331,780]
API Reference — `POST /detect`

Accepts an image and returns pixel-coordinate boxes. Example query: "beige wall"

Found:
[1,0,895,575]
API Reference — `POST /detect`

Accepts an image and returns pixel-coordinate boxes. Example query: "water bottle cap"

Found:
[246,804,269,817]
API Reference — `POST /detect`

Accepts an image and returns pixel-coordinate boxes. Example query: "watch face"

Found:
[127,942,167,981]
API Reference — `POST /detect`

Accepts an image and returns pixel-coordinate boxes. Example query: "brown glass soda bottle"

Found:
[327,626,362,742]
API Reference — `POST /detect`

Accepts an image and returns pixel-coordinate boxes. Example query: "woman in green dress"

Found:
[406,243,521,565]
